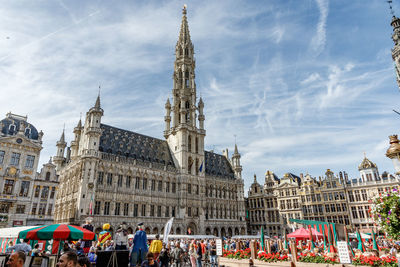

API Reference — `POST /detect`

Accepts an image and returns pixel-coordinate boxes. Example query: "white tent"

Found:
[0,226,39,238]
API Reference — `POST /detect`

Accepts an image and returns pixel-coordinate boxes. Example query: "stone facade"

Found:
[53,7,246,236]
[246,156,400,235]
[0,112,58,227]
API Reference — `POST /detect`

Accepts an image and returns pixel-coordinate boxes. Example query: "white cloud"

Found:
[310,0,329,56]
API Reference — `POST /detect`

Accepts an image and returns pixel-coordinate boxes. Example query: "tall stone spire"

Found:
[165,6,205,176]
[178,5,192,49]
[170,5,197,128]
[94,94,101,109]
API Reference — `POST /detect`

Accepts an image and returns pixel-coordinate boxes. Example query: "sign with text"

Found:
[337,241,352,264]
[216,239,223,256]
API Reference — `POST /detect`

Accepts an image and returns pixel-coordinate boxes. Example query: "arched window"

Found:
[195,137,199,153]
[45,172,51,181]
[180,48,183,56]
[188,135,192,152]
[185,101,190,109]
[185,71,189,87]
[185,48,189,56]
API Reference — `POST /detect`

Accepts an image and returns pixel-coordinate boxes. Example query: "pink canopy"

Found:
[287,227,323,240]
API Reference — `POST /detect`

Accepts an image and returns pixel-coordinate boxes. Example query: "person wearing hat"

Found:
[130,223,148,266]
[99,223,112,246]
[115,222,129,250]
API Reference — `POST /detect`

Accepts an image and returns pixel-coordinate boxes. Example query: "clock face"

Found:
[16,138,22,144]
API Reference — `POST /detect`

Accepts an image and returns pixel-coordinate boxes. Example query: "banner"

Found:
[163,217,174,244]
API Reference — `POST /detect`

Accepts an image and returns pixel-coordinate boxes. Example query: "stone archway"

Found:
[221,228,226,237]
[187,222,197,235]
[205,228,211,235]
[127,227,133,234]
[152,227,158,234]
[213,228,219,237]
[240,227,246,235]
[234,228,239,235]
[176,227,181,235]
[228,227,233,237]
[145,227,150,234]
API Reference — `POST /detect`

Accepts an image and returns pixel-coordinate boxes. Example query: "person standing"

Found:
[188,243,197,267]
[158,244,170,267]
[196,241,202,267]
[131,223,148,267]
[115,222,129,250]
[209,241,217,267]
[171,242,183,267]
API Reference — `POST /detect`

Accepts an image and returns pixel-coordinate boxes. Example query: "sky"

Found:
[1,0,400,192]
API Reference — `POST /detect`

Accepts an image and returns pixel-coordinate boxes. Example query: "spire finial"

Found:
[183,4,187,15]
[363,151,366,158]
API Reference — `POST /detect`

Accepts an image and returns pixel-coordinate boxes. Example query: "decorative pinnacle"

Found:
[183,4,187,15]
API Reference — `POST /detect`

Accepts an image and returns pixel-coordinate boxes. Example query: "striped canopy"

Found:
[18,224,95,241]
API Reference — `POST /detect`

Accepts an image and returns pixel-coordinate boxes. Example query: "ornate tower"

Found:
[53,130,66,169]
[231,144,242,179]
[391,14,400,89]
[165,6,206,175]
[70,119,82,160]
[79,95,103,156]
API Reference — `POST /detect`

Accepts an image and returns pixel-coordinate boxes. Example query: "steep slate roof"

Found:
[99,124,176,168]
[204,151,235,179]
[0,116,39,140]
[99,124,235,179]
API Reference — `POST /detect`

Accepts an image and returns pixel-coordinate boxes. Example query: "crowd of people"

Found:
[5,218,398,267]
[3,220,220,267]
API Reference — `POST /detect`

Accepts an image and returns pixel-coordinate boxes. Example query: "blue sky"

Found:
[1,0,400,192]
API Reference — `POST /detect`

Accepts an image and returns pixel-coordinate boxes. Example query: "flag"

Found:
[89,194,93,215]
[163,217,174,244]
[372,229,379,251]
[199,161,203,173]
[284,229,289,250]
[260,226,265,251]
[308,225,315,250]
[356,229,365,252]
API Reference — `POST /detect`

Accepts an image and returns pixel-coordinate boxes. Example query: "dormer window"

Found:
[24,128,31,137]
[9,124,16,134]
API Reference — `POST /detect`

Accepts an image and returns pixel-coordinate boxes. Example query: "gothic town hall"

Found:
[53,7,247,236]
